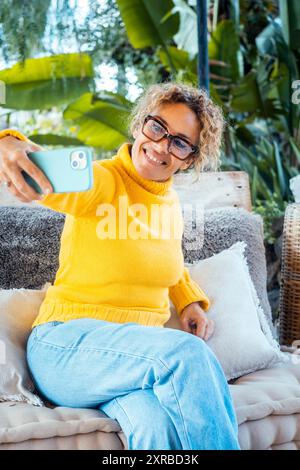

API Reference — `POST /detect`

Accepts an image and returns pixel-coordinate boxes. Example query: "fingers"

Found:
[180,317,214,339]
[20,152,53,195]
[179,306,215,339]
[27,140,44,152]
[182,316,207,338]
[0,140,53,201]
[203,319,215,341]
[196,319,207,338]
[194,318,214,340]
[0,169,33,202]
[2,161,44,201]
[180,317,192,334]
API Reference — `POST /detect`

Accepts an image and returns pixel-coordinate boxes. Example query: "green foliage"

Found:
[167,0,198,59]
[28,134,84,146]
[116,0,179,49]
[0,53,93,110]
[253,195,288,245]
[63,92,131,150]
[279,0,300,49]
[209,19,243,85]
[0,0,51,63]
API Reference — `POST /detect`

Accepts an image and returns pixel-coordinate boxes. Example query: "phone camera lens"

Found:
[72,161,78,168]
[78,152,84,159]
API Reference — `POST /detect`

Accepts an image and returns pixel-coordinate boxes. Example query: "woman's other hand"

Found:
[0,136,53,202]
[180,302,215,340]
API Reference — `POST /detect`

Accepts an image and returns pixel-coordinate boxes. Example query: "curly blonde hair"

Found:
[128,82,225,178]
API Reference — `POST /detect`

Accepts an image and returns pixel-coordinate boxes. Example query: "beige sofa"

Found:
[0,172,300,450]
[0,354,299,450]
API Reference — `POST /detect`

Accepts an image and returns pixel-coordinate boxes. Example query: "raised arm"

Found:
[0,129,116,217]
[169,266,211,316]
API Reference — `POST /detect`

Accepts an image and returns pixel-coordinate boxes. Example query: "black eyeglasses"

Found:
[142,115,199,160]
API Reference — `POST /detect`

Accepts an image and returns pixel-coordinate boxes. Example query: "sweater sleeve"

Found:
[35,161,116,217]
[169,266,211,315]
[0,128,32,142]
[0,128,116,217]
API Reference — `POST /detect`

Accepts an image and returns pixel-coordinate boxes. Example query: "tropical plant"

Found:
[0,0,299,209]
[0,53,94,110]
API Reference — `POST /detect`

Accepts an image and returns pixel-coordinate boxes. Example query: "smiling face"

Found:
[131,102,200,182]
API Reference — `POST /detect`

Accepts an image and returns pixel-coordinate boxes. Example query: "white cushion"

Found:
[0,285,50,406]
[166,241,286,380]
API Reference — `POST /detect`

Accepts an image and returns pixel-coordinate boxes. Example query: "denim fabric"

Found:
[26,318,241,450]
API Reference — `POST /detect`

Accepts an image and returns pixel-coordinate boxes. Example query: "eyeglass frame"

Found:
[142,115,200,161]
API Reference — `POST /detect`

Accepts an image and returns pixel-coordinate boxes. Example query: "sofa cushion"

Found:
[230,352,300,449]
[0,206,64,290]
[0,401,122,445]
[166,241,285,381]
[0,430,125,450]
[238,414,300,450]
[0,286,50,406]
[230,353,300,425]
[181,206,275,337]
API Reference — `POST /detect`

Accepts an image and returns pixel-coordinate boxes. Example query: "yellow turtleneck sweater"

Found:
[0,129,211,328]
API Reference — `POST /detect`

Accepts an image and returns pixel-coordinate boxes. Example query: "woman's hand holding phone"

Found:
[0,136,53,203]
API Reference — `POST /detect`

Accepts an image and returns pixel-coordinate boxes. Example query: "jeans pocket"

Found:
[33,321,64,340]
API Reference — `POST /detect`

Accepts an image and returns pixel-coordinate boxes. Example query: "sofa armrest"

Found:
[278,203,300,346]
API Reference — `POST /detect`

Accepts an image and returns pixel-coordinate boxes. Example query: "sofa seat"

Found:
[0,401,126,450]
[230,352,300,449]
[0,353,299,450]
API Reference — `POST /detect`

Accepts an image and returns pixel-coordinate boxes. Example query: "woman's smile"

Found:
[142,147,167,167]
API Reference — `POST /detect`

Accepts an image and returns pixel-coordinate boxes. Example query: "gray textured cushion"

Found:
[182,207,274,337]
[0,207,64,290]
[0,205,274,335]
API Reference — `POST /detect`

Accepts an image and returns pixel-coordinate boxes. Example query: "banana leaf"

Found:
[28,134,84,146]
[0,53,93,110]
[116,0,179,49]
[63,92,131,150]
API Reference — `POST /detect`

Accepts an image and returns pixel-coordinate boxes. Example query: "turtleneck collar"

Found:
[113,143,174,196]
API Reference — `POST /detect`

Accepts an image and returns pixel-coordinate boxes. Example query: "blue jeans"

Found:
[26,318,240,450]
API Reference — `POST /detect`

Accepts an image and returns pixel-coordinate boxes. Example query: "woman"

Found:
[0,82,240,450]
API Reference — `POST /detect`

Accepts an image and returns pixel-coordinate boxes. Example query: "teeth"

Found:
[149,155,163,164]
[144,149,165,165]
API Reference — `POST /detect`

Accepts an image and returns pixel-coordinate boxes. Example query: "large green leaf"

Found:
[28,134,84,146]
[255,18,299,133]
[116,0,179,49]
[289,137,300,164]
[231,60,283,118]
[273,141,287,197]
[0,53,93,110]
[279,0,300,50]
[256,19,298,78]
[158,45,229,95]
[208,20,243,84]
[230,71,260,113]
[170,0,197,59]
[229,0,240,28]
[63,92,131,150]
[158,46,196,73]
[251,165,258,206]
